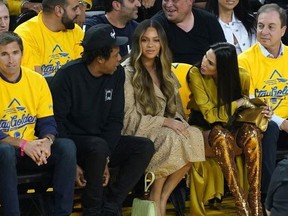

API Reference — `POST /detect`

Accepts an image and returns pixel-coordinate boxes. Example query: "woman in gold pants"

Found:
[187,42,272,215]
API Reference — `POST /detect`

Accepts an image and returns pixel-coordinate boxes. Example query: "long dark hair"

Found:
[206,0,256,37]
[209,42,242,117]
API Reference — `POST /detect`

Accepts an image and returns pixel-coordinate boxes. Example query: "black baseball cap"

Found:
[81,24,128,51]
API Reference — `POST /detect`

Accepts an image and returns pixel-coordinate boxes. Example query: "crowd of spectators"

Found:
[0,0,288,216]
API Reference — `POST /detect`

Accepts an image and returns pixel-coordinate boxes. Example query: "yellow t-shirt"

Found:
[0,67,53,140]
[14,12,84,77]
[238,43,288,119]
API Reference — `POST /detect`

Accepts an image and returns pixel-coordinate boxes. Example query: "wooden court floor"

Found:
[71,195,237,216]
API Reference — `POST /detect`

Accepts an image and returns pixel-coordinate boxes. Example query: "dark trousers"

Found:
[261,121,279,196]
[277,129,288,149]
[0,138,77,216]
[70,135,155,215]
[70,135,110,212]
[265,156,288,215]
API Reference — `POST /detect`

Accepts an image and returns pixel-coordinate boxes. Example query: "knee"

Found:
[208,125,231,146]
[0,144,16,163]
[135,137,155,157]
[88,137,110,155]
[52,138,77,160]
[237,123,261,148]
[265,121,279,138]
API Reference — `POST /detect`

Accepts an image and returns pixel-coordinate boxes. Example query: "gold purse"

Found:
[234,98,268,132]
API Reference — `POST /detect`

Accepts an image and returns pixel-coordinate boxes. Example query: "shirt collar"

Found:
[218,13,241,26]
[258,42,284,58]
[0,69,22,83]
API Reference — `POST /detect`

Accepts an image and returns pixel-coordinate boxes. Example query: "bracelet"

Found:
[20,140,27,157]
[45,136,54,145]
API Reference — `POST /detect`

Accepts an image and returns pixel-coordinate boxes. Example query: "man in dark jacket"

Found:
[50,24,154,216]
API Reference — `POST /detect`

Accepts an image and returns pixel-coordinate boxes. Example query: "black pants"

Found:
[265,156,288,215]
[70,135,155,214]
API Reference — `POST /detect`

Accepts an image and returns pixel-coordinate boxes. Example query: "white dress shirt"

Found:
[219,13,257,54]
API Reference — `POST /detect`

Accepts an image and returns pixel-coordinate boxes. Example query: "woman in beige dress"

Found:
[121,19,205,216]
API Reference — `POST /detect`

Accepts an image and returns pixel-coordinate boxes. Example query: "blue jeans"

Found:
[0,138,76,216]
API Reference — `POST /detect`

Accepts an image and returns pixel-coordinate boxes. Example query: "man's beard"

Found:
[61,10,76,30]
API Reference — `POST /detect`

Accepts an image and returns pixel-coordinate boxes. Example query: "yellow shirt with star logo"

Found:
[14,11,84,77]
[238,43,288,119]
[0,67,53,140]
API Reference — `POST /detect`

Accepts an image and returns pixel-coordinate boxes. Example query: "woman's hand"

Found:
[163,118,189,138]
[262,105,273,120]
[237,97,255,109]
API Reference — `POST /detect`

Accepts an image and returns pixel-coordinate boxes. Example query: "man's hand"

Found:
[23,140,44,163]
[280,119,288,133]
[142,0,156,8]
[103,162,110,187]
[37,138,52,165]
[76,165,87,187]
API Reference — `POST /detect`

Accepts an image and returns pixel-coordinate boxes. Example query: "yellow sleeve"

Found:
[239,67,250,97]
[187,67,237,124]
[14,20,41,71]
[36,75,54,118]
[73,25,84,58]
[238,52,255,97]
[6,0,22,16]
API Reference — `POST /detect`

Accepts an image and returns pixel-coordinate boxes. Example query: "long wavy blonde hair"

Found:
[130,20,177,117]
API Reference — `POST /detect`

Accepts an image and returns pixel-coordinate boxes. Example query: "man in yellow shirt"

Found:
[0,31,76,216]
[14,0,84,77]
[238,3,288,204]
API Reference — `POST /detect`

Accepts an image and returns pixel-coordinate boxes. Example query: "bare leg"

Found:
[160,163,192,216]
[149,177,166,216]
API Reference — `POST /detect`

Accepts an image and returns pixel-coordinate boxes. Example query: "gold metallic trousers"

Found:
[208,124,262,216]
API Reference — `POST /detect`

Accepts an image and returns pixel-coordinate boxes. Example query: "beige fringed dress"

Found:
[121,60,205,179]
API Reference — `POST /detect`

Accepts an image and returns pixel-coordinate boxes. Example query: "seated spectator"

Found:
[121,19,205,216]
[265,155,288,216]
[14,0,84,76]
[50,24,155,215]
[0,0,9,32]
[75,0,92,28]
[84,0,140,57]
[238,3,288,202]
[187,42,272,215]
[0,32,76,216]
[152,0,226,65]
[206,0,257,54]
